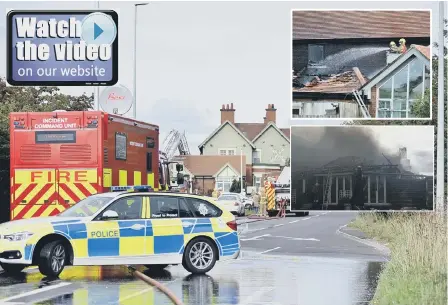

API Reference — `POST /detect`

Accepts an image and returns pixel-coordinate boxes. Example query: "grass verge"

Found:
[350,212,447,305]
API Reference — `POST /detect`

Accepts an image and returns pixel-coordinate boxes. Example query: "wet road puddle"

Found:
[0,255,385,305]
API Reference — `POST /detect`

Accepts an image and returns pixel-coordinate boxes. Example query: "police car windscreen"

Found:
[58,196,112,217]
[35,131,76,144]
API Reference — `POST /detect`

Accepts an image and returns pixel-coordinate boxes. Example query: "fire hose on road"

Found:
[127,266,184,305]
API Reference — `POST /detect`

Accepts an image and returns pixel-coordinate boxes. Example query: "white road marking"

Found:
[273,224,284,227]
[240,234,271,241]
[336,224,391,257]
[271,235,320,241]
[259,247,280,254]
[289,220,300,223]
[301,217,311,221]
[238,287,275,305]
[0,282,72,303]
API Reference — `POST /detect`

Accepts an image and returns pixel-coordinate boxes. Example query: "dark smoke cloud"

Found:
[291,126,405,174]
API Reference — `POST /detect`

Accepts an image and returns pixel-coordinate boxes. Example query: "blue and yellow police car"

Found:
[0,186,240,277]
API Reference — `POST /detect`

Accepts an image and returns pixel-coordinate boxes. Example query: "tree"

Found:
[229,178,246,193]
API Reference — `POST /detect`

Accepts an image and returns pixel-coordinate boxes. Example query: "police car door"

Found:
[147,195,185,262]
[87,195,148,263]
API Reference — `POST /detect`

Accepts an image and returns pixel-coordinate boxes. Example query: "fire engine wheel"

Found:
[182,237,217,274]
[38,241,66,278]
[0,262,26,274]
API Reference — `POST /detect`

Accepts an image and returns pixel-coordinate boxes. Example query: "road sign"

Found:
[99,85,133,115]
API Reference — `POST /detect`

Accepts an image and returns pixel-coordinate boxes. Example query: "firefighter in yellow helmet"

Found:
[212,188,218,198]
[398,38,407,53]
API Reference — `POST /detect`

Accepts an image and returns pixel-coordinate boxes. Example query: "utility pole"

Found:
[436,1,445,213]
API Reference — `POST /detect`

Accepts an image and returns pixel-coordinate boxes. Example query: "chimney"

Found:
[265,104,276,124]
[220,103,235,124]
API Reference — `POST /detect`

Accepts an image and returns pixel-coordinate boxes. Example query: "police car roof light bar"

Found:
[110,185,154,192]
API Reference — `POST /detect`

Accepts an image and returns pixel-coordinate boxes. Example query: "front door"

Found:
[86,195,147,262]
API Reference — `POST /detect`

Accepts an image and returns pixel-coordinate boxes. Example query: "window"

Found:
[377,59,428,118]
[216,177,233,192]
[179,198,194,218]
[58,196,112,217]
[217,195,238,201]
[253,150,261,164]
[35,131,76,144]
[308,44,324,64]
[100,196,144,220]
[149,196,179,218]
[146,137,155,148]
[187,198,222,217]
[254,176,261,189]
[115,132,127,160]
[218,148,236,156]
[147,152,153,172]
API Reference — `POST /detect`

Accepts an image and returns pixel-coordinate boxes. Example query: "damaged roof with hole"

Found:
[292,11,431,40]
[294,67,368,94]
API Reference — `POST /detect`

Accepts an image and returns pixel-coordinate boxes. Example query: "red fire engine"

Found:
[9,111,177,220]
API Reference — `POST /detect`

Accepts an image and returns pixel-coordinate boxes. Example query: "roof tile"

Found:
[293,11,430,40]
[235,123,290,140]
[181,155,246,176]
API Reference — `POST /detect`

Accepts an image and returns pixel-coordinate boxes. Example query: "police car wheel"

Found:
[0,262,26,274]
[38,241,66,277]
[183,237,217,274]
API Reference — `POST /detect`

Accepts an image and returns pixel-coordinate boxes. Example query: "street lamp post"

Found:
[133,3,149,119]
[437,1,445,213]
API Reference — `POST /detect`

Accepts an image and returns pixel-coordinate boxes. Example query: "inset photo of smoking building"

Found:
[290,125,434,211]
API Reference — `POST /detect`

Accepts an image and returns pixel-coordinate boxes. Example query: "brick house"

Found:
[197,103,290,192]
[173,155,246,196]
[292,10,431,118]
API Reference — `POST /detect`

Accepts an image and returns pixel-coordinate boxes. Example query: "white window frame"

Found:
[253,149,262,164]
[215,177,234,192]
[218,148,236,156]
[377,58,426,119]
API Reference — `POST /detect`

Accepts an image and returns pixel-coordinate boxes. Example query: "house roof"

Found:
[199,121,290,149]
[181,155,246,177]
[252,122,291,143]
[295,67,367,94]
[412,45,431,60]
[198,121,256,149]
[360,45,431,92]
[292,11,430,40]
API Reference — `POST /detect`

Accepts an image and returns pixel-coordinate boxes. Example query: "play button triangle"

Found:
[94,23,104,40]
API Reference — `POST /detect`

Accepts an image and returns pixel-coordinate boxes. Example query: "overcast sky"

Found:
[0,1,442,154]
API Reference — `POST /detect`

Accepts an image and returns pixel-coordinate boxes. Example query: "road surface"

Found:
[0,212,387,305]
